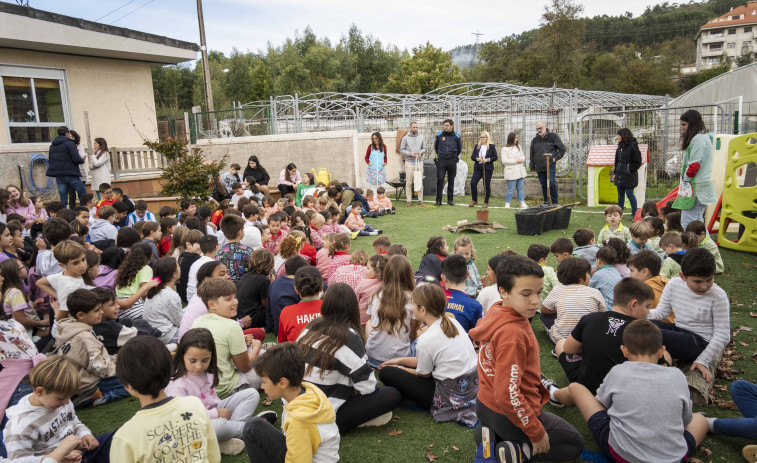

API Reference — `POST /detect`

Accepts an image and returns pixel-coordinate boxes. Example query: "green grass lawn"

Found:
[77,195,757,462]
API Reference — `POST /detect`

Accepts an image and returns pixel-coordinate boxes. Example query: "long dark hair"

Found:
[116,227,141,249]
[604,238,631,265]
[94,137,109,157]
[0,189,9,215]
[298,283,361,378]
[172,328,220,388]
[424,236,448,257]
[83,249,100,286]
[115,243,152,289]
[505,132,519,148]
[146,257,177,299]
[371,132,385,150]
[680,110,706,150]
[248,155,263,170]
[0,259,28,304]
[617,128,633,149]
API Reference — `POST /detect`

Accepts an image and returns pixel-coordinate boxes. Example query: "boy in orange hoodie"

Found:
[470,255,583,463]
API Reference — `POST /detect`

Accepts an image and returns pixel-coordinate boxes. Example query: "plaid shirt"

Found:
[327,253,351,278]
[264,230,288,255]
[328,264,367,291]
[310,226,324,249]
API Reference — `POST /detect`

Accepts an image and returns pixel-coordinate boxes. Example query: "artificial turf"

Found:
[77,195,757,462]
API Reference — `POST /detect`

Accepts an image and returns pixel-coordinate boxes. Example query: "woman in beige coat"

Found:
[500,132,528,209]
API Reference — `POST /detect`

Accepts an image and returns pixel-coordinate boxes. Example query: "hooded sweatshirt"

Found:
[282,382,340,463]
[469,302,549,443]
[88,219,117,242]
[54,318,117,394]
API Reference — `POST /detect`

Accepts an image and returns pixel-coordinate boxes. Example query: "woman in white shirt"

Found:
[501,131,528,209]
[89,137,112,200]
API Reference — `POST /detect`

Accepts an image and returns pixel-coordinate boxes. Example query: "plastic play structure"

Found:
[586,144,649,209]
[717,133,757,253]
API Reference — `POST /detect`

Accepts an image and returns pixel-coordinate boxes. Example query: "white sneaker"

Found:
[520,202,528,209]
[358,411,393,427]
[218,438,245,455]
[369,231,379,236]
[505,203,511,209]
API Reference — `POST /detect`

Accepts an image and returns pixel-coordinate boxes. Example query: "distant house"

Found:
[695,1,757,72]
[0,3,197,187]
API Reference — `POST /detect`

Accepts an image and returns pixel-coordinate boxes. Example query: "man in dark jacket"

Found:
[434,119,462,206]
[47,126,87,208]
[529,121,566,205]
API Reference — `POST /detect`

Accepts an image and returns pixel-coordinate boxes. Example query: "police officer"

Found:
[434,119,462,206]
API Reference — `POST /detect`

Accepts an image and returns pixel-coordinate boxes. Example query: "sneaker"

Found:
[368,231,379,236]
[447,201,454,206]
[376,229,383,235]
[551,349,557,358]
[92,395,110,407]
[540,374,564,409]
[351,230,360,240]
[218,438,245,455]
[391,207,395,214]
[505,203,511,209]
[520,202,528,209]
[495,441,524,463]
[358,411,393,427]
[257,410,278,425]
[435,200,442,207]
[261,342,277,351]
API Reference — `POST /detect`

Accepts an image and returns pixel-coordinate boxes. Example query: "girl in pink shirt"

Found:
[356,254,386,324]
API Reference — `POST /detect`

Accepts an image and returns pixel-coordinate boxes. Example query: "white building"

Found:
[695,1,757,71]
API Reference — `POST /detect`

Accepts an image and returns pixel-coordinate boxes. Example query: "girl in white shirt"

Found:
[378,284,479,427]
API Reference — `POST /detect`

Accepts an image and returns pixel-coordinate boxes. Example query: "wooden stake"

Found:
[544,153,552,205]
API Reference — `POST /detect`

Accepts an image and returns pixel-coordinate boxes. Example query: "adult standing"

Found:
[69,130,87,207]
[243,155,270,195]
[365,132,387,187]
[529,121,566,205]
[469,131,498,208]
[46,126,86,209]
[89,137,112,200]
[613,128,642,217]
[399,122,426,206]
[434,119,462,206]
[277,163,302,199]
[675,110,716,229]
[501,132,528,209]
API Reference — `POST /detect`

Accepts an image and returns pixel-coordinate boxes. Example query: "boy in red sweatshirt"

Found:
[470,255,583,463]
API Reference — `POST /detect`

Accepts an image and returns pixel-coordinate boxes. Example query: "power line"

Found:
[110,0,157,24]
[95,0,138,21]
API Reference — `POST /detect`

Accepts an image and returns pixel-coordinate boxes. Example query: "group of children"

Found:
[0,175,749,463]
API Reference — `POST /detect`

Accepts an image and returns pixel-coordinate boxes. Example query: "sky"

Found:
[32,0,669,56]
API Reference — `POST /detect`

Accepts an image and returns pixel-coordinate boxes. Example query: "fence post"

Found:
[662,95,669,163]
[110,147,120,180]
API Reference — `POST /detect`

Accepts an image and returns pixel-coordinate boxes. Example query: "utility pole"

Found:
[197,0,214,115]
[472,30,484,50]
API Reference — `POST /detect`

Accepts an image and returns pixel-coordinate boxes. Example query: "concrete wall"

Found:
[0,48,158,146]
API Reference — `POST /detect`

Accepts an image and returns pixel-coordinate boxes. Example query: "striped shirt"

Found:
[590,265,623,309]
[542,284,607,342]
[299,328,377,411]
[647,277,730,367]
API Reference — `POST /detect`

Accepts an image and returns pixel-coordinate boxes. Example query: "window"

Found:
[728,42,736,48]
[0,66,70,144]
[746,26,753,33]
[731,15,741,20]
[728,28,737,34]
[710,43,723,50]
[708,57,721,65]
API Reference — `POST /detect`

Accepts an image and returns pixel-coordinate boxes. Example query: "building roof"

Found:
[0,2,198,64]
[586,144,648,167]
[700,2,757,30]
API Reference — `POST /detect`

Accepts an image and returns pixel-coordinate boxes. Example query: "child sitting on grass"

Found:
[167,328,271,456]
[114,243,158,321]
[470,255,584,462]
[243,343,340,462]
[55,289,130,407]
[345,201,382,237]
[191,278,263,396]
[326,233,351,279]
[1,259,48,346]
[454,236,482,297]
[603,238,632,278]
[659,231,686,279]
[627,220,654,255]
[140,221,161,265]
[91,287,160,355]
[647,248,730,383]
[569,320,708,463]
[356,254,386,324]
[264,212,288,255]
[589,246,623,309]
[542,278,656,408]
[685,220,724,274]
[417,236,448,283]
[328,249,368,291]
[628,250,669,311]
[550,237,573,263]
[379,284,478,427]
[112,336,221,462]
[645,216,666,258]
[216,215,253,284]
[597,205,631,244]
[278,266,323,343]
[476,254,507,315]
[541,257,606,343]
[365,255,418,368]
[441,254,483,333]
[572,228,600,268]
[4,356,113,462]
[372,235,391,255]
[527,243,557,303]
[142,257,182,346]
[266,256,308,336]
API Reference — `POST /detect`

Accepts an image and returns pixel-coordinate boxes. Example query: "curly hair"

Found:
[279,234,304,259]
[247,248,275,275]
[115,243,152,289]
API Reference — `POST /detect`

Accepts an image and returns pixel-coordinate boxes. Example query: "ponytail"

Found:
[439,313,459,339]
[680,231,699,251]
[329,234,350,257]
[410,284,458,338]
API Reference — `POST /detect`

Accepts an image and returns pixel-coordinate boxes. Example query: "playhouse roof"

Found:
[587,144,649,167]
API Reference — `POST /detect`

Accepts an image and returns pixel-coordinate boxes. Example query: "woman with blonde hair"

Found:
[501,131,528,209]
[469,130,498,208]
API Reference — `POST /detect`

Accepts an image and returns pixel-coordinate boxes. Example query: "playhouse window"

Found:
[1,65,70,144]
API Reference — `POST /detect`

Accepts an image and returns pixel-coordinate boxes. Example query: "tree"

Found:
[465,36,523,83]
[385,42,464,94]
[146,137,226,201]
[736,43,754,67]
[152,65,197,116]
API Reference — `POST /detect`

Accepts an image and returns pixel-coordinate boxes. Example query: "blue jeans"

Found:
[356,224,376,236]
[98,376,130,404]
[617,186,638,216]
[713,380,757,440]
[680,197,707,231]
[537,163,558,204]
[506,178,525,203]
[55,175,87,209]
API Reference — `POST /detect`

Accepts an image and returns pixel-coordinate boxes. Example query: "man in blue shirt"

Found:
[441,254,483,332]
[434,119,462,206]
